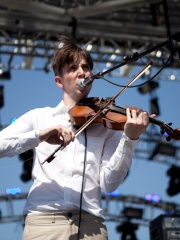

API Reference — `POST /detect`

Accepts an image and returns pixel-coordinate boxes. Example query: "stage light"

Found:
[116,207,143,239]
[116,220,138,240]
[104,189,121,197]
[0,85,4,108]
[19,149,34,182]
[5,187,22,195]
[170,74,176,80]
[166,165,180,196]
[0,70,11,80]
[150,97,160,116]
[144,193,161,203]
[149,142,177,160]
[156,50,162,57]
[86,44,93,51]
[138,81,159,94]
[10,118,17,124]
[123,207,143,219]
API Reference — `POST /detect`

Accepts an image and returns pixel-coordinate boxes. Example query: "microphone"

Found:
[77,75,95,90]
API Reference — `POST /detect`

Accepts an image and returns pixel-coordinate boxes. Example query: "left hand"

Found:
[124,108,155,140]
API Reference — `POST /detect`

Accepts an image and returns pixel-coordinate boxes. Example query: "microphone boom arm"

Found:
[92,31,180,79]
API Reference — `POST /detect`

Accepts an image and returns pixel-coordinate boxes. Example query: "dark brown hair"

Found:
[51,35,93,76]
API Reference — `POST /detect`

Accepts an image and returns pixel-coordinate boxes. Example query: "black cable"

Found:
[77,129,87,240]
[100,53,172,88]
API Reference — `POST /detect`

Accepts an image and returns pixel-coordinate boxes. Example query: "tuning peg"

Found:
[166,136,171,141]
[161,129,165,135]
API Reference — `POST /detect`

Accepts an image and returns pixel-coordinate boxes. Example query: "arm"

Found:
[100,131,137,193]
[0,110,75,158]
[0,112,38,158]
[100,108,152,193]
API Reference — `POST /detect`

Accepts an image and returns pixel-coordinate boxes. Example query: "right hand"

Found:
[38,125,75,147]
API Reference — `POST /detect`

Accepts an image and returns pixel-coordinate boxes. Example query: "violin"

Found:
[42,62,180,165]
[68,97,180,141]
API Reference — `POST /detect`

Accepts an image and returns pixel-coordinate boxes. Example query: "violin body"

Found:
[68,97,180,141]
[69,97,139,130]
[69,105,127,130]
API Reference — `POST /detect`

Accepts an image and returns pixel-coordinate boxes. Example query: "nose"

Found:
[78,67,85,78]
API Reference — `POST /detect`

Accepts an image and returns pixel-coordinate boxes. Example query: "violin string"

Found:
[0,156,34,171]
[41,61,154,165]
[75,62,153,135]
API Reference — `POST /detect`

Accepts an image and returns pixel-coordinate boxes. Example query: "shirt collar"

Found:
[52,100,70,116]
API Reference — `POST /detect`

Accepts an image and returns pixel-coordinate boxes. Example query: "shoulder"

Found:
[18,106,57,125]
[31,106,54,114]
[20,106,53,117]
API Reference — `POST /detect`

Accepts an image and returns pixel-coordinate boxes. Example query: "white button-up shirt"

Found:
[0,101,137,218]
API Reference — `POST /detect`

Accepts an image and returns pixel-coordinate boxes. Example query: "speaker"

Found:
[150,214,180,240]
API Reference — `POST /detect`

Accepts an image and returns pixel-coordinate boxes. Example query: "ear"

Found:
[55,76,64,89]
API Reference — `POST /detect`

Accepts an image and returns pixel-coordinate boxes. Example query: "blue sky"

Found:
[0,61,180,240]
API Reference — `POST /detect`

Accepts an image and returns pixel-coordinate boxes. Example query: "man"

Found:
[0,36,152,240]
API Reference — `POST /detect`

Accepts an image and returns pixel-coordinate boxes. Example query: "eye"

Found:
[83,64,90,70]
[69,65,77,71]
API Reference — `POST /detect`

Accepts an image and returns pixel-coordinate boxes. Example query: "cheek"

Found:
[64,73,75,81]
[63,78,77,90]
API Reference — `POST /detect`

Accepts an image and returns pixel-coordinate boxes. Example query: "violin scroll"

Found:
[160,123,180,141]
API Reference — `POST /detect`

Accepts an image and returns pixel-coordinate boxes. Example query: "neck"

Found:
[63,98,75,109]
[63,90,89,108]
[63,94,81,109]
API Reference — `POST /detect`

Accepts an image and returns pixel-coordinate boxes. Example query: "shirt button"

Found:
[68,212,72,218]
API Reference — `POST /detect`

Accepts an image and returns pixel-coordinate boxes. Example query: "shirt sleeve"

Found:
[0,110,39,158]
[100,130,138,193]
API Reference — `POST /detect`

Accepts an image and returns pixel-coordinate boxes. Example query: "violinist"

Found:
[0,35,153,240]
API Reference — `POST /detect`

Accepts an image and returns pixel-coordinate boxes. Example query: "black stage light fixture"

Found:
[0,70,11,80]
[138,81,159,94]
[166,165,180,196]
[116,207,143,240]
[123,207,143,219]
[150,97,160,116]
[116,220,138,240]
[19,149,34,182]
[0,85,4,108]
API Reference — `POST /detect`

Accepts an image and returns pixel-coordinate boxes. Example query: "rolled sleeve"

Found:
[100,132,138,193]
[0,130,38,158]
[0,110,39,158]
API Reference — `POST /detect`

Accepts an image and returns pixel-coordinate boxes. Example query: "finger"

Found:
[150,114,156,118]
[58,134,64,145]
[136,108,143,115]
[141,111,149,126]
[126,108,131,119]
[130,109,139,120]
[61,130,74,146]
[61,133,69,146]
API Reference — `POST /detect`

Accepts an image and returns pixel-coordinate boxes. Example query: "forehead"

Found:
[63,58,87,73]
[69,57,88,65]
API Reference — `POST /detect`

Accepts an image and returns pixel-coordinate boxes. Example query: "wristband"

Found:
[35,130,41,143]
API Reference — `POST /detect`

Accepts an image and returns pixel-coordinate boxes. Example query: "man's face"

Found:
[56,58,92,101]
